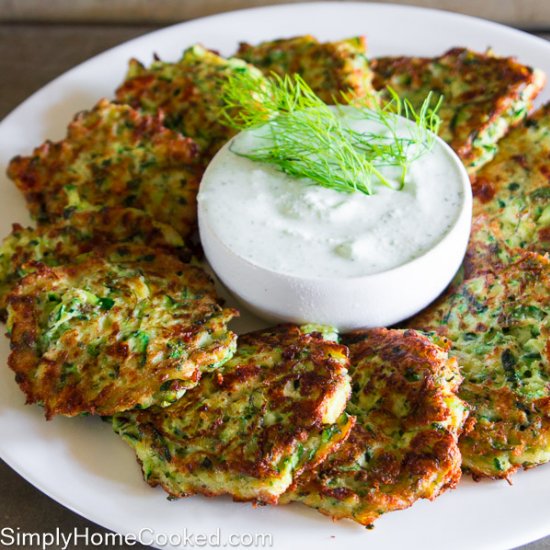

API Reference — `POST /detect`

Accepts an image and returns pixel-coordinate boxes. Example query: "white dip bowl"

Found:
[198,112,472,331]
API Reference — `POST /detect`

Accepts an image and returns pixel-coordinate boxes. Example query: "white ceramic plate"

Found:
[1,3,549,549]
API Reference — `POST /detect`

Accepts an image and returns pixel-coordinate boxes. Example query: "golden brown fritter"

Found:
[235,35,376,104]
[409,252,550,479]
[6,250,237,419]
[0,206,190,319]
[372,48,545,172]
[283,328,468,525]
[446,103,550,285]
[471,102,550,261]
[115,44,266,161]
[112,325,354,504]
[7,99,201,238]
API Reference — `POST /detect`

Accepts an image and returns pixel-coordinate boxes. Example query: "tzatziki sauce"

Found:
[198,110,466,279]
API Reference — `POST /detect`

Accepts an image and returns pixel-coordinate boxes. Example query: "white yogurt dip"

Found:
[198,109,466,280]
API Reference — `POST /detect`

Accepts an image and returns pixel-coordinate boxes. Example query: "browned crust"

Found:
[236,35,374,104]
[7,250,236,418]
[115,325,353,503]
[285,328,466,525]
[7,99,201,238]
[407,252,550,479]
[372,48,545,167]
[0,206,191,318]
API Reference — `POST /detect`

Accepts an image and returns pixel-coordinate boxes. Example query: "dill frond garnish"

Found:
[221,72,442,195]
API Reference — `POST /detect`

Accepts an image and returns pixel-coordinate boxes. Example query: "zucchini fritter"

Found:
[113,325,354,504]
[0,206,189,318]
[7,99,200,238]
[283,328,467,525]
[410,252,550,479]
[6,251,237,419]
[235,35,376,104]
[449,103,550,284]
[470,102,550,264]
[115,45,265,160]
[460,214,515,282]
[372,48,545,171]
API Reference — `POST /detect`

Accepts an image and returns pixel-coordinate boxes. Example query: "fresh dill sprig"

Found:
[221,72,442,195]
[221,70,323,129]
[343,87,443,188]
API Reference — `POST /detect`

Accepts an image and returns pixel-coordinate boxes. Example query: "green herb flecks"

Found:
[221,72,442,195]
[98,297,115,311]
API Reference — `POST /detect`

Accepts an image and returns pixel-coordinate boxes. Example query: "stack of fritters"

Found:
[0,206,189,318]
[112,325,467,517]
[3,86,238,420]
[113,325,354,504]
[407,103,550,479]
[235,35,376,104]
[373,49,549,481]
[283,328,468,525]
[372,48,545,172]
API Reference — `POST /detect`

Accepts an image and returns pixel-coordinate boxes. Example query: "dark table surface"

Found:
[0,22,549,550]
